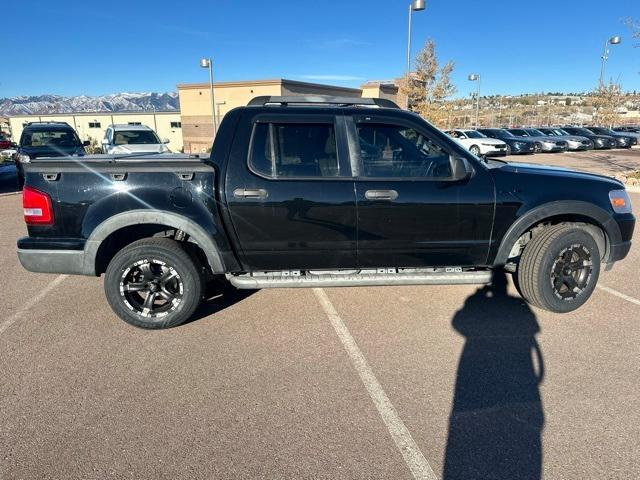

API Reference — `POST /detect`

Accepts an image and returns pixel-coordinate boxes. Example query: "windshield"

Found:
[553,129,569,136]
[114,130,161,145]
[464,131,486,139]
[526,129,544,136]
[491,129,514,138]
[21,129,81,148]
[566,127,591,135]
[589,127,612,135]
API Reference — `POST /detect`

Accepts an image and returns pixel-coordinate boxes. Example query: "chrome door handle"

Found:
[233,188,268,199]
[365,189,398,201]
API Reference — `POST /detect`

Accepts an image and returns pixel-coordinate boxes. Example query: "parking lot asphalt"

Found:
[1,151,640,479]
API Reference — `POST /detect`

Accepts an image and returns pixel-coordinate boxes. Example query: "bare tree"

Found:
[400,40,457,127]
[592,82,623,127]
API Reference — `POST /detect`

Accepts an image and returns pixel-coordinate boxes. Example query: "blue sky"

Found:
[2,0,639,98]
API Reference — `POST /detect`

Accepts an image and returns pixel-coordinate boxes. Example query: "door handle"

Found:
[233,188,268,199]
[365,189,398,201]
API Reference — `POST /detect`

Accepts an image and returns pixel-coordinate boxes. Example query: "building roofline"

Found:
[8,110,180,118]
[177,78,362,93]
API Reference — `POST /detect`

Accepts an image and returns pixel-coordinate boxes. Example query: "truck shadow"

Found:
[187,280,257,324]
[443,271,544,480]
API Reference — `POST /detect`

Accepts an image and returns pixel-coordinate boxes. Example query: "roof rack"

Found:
[247,96,400,109]
[25,121,71,126]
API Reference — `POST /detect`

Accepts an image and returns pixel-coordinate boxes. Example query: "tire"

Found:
[469,145,481,156]
[505,144,512,156]
[534,142,542,153]
[104,238,204,329]
[516,225,600,313]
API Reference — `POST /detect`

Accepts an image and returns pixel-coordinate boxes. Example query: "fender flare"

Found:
[83,210,225,275]
[492,200,621,266]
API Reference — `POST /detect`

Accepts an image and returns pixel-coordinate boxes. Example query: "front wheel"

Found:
[534,142,542,153]
[104,238,204,329]
[516,225,600,313]
[469,145,481,156]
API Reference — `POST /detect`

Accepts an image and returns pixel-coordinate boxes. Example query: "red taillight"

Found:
[23,186,54,225]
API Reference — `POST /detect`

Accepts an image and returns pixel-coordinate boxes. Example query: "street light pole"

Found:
[599,36,621,88]
[468,74,480,127]
[405,0,425,110]
[200,58,217,138]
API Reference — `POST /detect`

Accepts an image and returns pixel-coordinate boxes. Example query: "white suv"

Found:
[101,124,170,155]
[445,129,507,157]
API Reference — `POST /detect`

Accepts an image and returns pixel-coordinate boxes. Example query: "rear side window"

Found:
[250,123,339,178]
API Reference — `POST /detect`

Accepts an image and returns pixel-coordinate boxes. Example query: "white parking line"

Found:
[597,285,640,307]
[0,275,67,336]
[313,288,438,480]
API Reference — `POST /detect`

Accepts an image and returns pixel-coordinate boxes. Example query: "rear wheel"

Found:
[516,225,600,313]
[469,145,481,156]
[505,144,512,155]
[534,142,542,153]
[104,238,203,329]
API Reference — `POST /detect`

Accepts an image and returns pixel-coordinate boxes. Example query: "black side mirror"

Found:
[83,140,91,147]
[450,156,471,181]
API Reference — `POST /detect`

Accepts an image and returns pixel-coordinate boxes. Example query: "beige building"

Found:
[8,111,183,152]
[177,78,368,153]
[8,77,401,155]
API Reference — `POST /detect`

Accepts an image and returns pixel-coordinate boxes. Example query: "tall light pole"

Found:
[599,36,621,87]
[468,74,480,127]
[405,0,425,109]
[200,58,217,138]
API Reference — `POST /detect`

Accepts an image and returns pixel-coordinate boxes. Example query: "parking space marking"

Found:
[313,288,438,480]
[0,275,67,336]
[597,285,640,307]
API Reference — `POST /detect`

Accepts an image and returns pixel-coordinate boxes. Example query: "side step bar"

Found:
[228,270,492,289]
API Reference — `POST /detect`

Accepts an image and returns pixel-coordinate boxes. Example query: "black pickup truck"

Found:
[17,96,635,329]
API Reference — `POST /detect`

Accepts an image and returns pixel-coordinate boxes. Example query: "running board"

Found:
[227,270,492,289]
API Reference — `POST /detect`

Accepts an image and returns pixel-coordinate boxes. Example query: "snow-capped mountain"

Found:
[0,92,180,116]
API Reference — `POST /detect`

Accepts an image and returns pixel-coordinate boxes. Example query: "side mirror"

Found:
[162,138,170,144]
[450,156,471,181]
[83,140,91,147]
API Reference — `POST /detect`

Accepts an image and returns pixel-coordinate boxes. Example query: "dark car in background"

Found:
[537,127,593,151]
[476,128,536,155]
[15,122,88,188]
[584,126,637,149]
[561,127,616,150]
[507,128,568,153]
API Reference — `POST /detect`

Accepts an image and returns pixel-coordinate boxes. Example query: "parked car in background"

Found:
[562,126,616,149]
[476,128,536,155]
[14,122,88,188]
[537,127,594,151]
[507,128,568,152]
[102,124,170,155]
[0,132,14,150]
[613,126,640,143]
[444,129,507,156]
[584,127,637,149]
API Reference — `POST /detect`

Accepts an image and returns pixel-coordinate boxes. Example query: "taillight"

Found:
[23,186,54,225]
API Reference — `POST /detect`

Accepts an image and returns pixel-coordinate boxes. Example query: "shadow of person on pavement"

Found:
[443,270,544,480]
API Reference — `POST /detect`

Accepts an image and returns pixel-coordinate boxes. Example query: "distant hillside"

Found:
[0,92,180,116]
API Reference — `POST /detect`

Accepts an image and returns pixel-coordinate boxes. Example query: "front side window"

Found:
[113,130,160,145]
[356,124,451,178]
[250,123,339,178]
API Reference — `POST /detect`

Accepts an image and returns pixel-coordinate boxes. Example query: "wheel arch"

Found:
[493,200,621,267]
[85,210,225,276]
